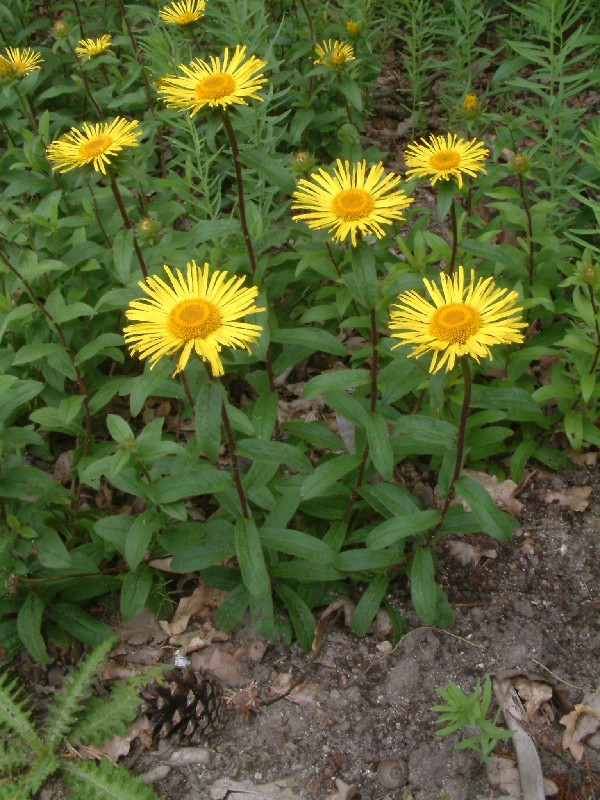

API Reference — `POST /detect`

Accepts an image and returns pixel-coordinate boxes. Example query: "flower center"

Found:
[330,49,347,66]
[332,188,375,221]
[429,150,461,171]
[195,73,235,100]
[429,302,481,343]
[167,298,221,340]
[79,135,112,158]
[178,11,199,23]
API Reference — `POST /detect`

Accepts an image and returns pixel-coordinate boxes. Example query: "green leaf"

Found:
[366,510,441,549]
[276,584,315,651]
[106,414,135,445]
[46,603,114,646]
[195,380,222,462]
[153,466,232,503]
[124,511,161,570]
[272,327,346,356]
[282,419,346,451]
[12,343,64,366]
[17,594,50,664]
[334,548,401,571]
[300,455,361,500]
[251,392,279,440]
[112,229,134,284]
[366,411,394,481]
[214,583,250,632]
[236,438,312,473]
[346,245,377,309]
[75,333,124,366]
[120,566,153,621]
[235,518,270,597]
[564,409,583,451]
[510,439,538,483]
[259,527,335,562]
[360,482,421,516]
[351,575,389,636]
[410,548,436,625]
[240,150,295,193]
[303,368,371,401]
[455,475,519,542]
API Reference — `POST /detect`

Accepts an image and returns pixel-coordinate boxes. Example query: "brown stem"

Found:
[66,41,104,120]
[1,120,16,147]
[448,197,458,276]
[72,0,87,37]
[179,370,195,410]
[325,241,360,316]
[108,172,149,278]
[588,285,600,375]
[424,356,471,547]
[221,111,258,276]
[116,0,153,109]
[297,0,315,42]
[0,247,92,456]
[340,91,354,127]
[221,392,250,519]
[517,172,535,287]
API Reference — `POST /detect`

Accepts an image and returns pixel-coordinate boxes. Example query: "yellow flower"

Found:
[292,159,413,246]
[157,46,267,115]
[46,117,142,174]
[0,47,43,77]
[124,261,265,377]
[314,39,355,68]
[404,133,488,189]
[462,93,478,112]
[389,266,526,373]
[346,20,361,37]
[75,35,112,58]
[159,0,206,25]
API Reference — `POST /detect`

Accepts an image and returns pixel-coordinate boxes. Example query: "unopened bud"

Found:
[346,20,360,37]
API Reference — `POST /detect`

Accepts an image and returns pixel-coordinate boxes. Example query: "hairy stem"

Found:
[448,197,458,276]
[108,172,149,278]
[221,111,257,276]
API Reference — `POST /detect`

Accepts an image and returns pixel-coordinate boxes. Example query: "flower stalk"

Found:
[108,172,149,279]
[448,197,458,276]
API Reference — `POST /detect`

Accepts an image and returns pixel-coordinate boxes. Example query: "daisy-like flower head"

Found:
[0,47,43,77]
[346,20,361,37]
[157,46,267,115]
[314,39,355,68]
[46,117,142,174]
[292,159,413,247]
[389,265,526,374]
[75,35,112,58]
[124,261,265,377]
[159,0,206,25]
[404,133,488,189]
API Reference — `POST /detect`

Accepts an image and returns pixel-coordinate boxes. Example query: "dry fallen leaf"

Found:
[313,596,355,654]
[167,581,228,636]
[513,677,554,722]
[544,486,592,513]
[448,540,497,567]
[559,690,600,761]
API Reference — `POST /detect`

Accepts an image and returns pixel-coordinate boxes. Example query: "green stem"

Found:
[67,41,104,120]
[85,177,111,246]
[116,0,153,109]
[297,0,315,42]
[72,0,87,37]
[424,356,471,546]
[517,172,535,287]
[14,86,38,134]
[0,246,92,457]
[108,172,149,279]
[448,197,458,276]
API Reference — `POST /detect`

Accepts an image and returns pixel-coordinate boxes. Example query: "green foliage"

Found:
[0,0,598,661]
[432,676,515,762]
[0,637,162,799]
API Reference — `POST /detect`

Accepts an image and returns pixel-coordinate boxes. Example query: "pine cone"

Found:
[140,668,227,745]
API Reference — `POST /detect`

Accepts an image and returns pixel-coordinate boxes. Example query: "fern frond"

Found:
[72,666,166,746]
[0,740,31,776]
[44,637,116,750]
[0,672,43,751]
[3,753,61,799]
[63,756,160,800]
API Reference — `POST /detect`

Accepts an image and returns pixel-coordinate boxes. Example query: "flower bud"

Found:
[346,20,360,38]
